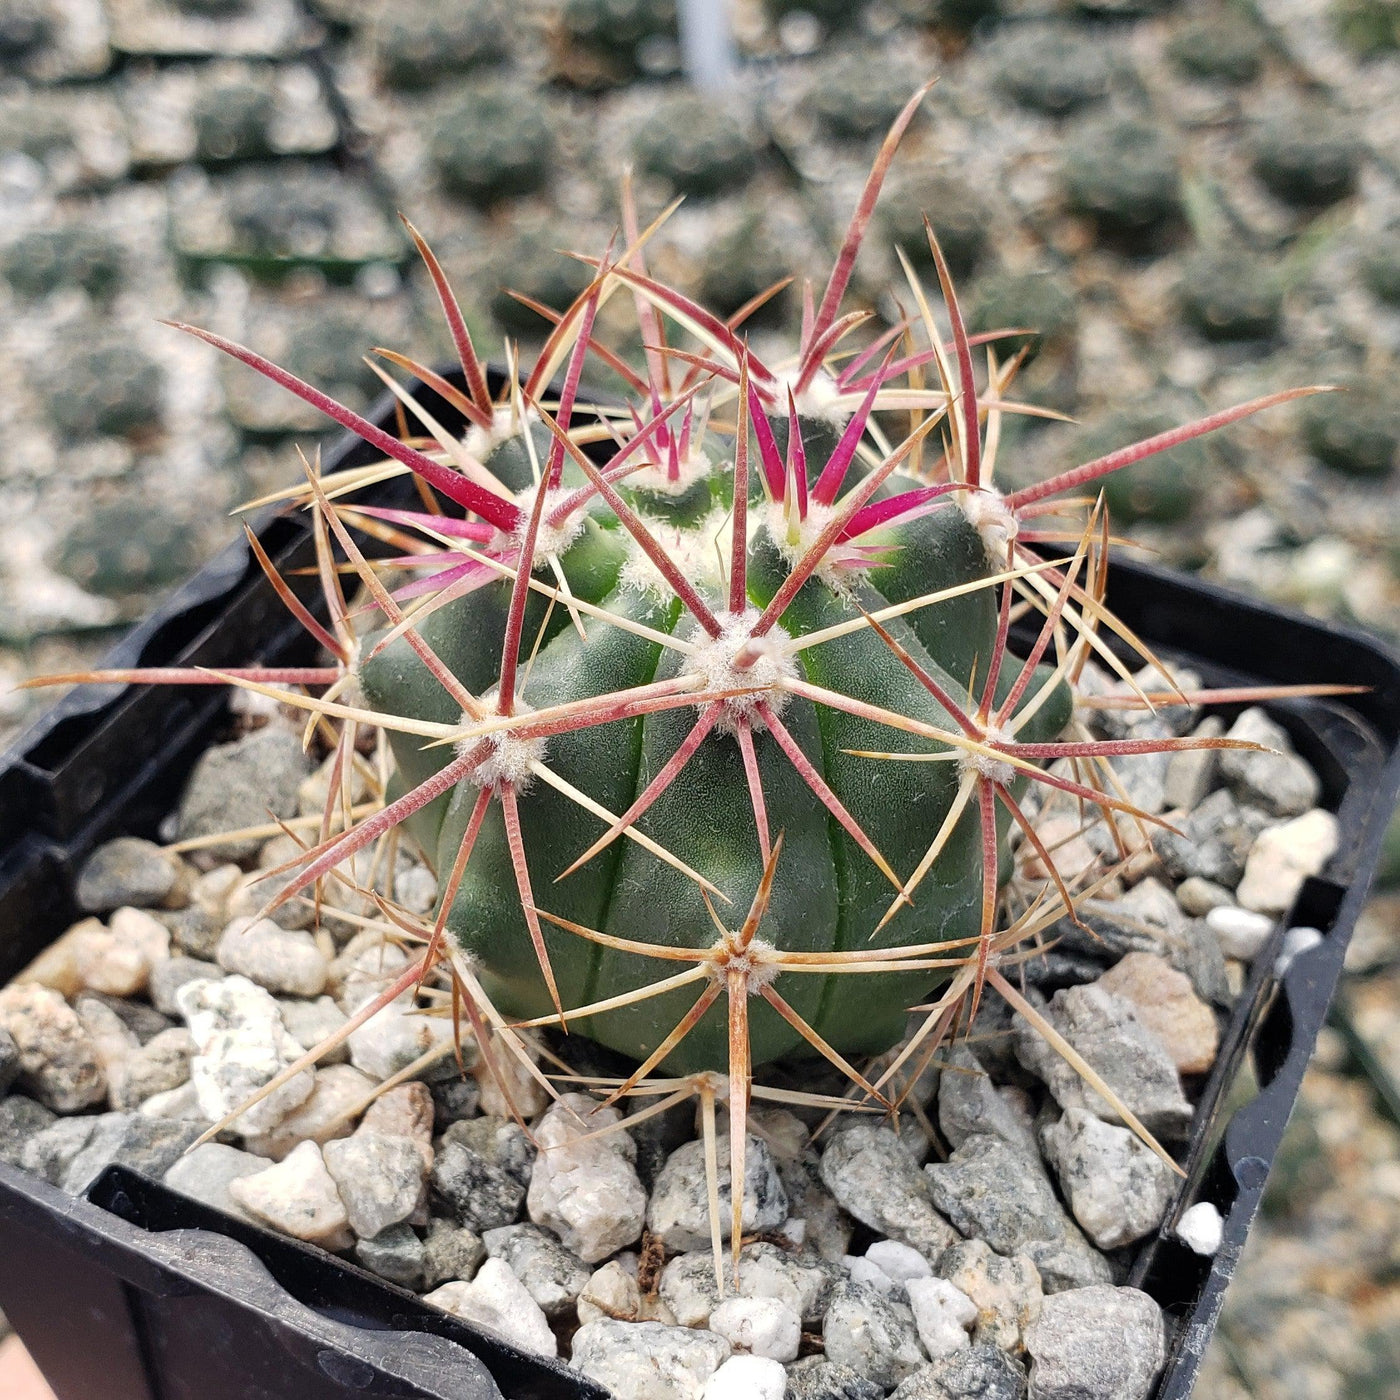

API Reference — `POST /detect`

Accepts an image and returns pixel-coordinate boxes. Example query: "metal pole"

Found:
[677,0,737,93]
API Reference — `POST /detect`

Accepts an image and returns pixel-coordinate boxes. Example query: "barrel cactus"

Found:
[39,87,1329,1239]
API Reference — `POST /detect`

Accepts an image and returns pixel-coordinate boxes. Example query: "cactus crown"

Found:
[35,84,1336,1280]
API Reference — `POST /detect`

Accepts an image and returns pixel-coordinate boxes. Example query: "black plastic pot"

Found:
[2,374,1398,1400]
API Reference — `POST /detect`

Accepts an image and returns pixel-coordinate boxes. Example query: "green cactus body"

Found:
[361,414,1069,1074]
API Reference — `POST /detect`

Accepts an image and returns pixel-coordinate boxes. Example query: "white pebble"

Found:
[865,1239,932,1284]
[844,1254,896,1292]
[1235,809,1339,914]
[702,1355,786,1400]
[906,1276,977,1360]
[707,1296,801,1362]
[1205,906,1274,961]
[1274,926,1324,977]
[424,1259,557,1357]
[1175,1202,1224,1256]
[216,917,329,998]
[228,1141,352,1250]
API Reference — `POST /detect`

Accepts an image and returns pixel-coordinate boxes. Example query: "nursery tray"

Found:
[1,373,1397,1400]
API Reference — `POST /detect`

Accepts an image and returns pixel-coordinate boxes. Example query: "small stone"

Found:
[177,976,315,1138]
[176,728,313,862]
[0,1095,56,1167]
[139,1081,206,1122]
[578,1258,643,1324]
[242,1063,376,1160]
[430,1075,480,1128]
[423,1217,487,1287]
[890,1344,1028,1399]
[425,1257,557,1357]
[323,1132,430,1240]
[784,1356,883,1399]
[523,1094,646,1262]
[96,908,170,993]
[77,838,184,912]
[820,1123,956,1263]
[278,995,349,1064]
[112,1027,195,1110]
[1024,1286,1164,1400]
[482,1222,590,1319]
[907,1277,977,1360]
[164,1142,270,1222]
[172,865,242,958]
[1039,1110,1177,1250]
[346,991,456,1080]
[61,1113,206,1195]
[648,1130,786,1253]
[0,1028,19,1097]
[21,1116,104,1185]
[777,1150,851,1263]
[1156,789,1267,888]
[359,1082,434,1150]
[572,1318,729,1399]
[660,1242,832,1330]
[938,1045,1038,1153]
[823,1279,925,1391]
[703,1354,785,1400]
[473,1033,546,1119]
[355,1222,426,1289]
[1094,953,1219,1075]
[925,1136,1112,1294]
[846,1255,898,1293]
[0,983,106,1112]
[16,919,141,1001]
[1205,905,1274,961]
[332,932,412,1010]
[394,862,437,914]
[1274,925,1324,976]
[937,1238,1043,1353]
[217,917,329,998]
[95,995,172,1045]
[1163,717,1223,813]
[75,995,140,1099]
[866,1240,933,1285]
[433,1138,526,1232]
[150,957,222,1016]
[1175,1201,1223,1256]
[1176,877,1233,918]
[229,1140,353,1250]
[444,1114,534,1183]
[708,1295,801,1362]
[1014,984,1193,1137]
[1236,810,1339,914]
[1219,709,1320,817]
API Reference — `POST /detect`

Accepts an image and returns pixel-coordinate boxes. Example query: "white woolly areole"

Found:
[628,442,714,497]
[957,725,1016,788]
[690,608,797,735]
[463,405,527,463]
[457,693,546,793]
[497,484,585,569]
[707,936,781,993]
[774,367,850,426]
[762,498,853,590]
[619,509,729,600]
[959,485,1019,565]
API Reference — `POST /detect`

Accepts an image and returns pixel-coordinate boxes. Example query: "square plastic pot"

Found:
[2,371,1397,1400]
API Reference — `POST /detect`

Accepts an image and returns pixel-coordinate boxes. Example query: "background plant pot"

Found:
[1,374,1397,1400]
